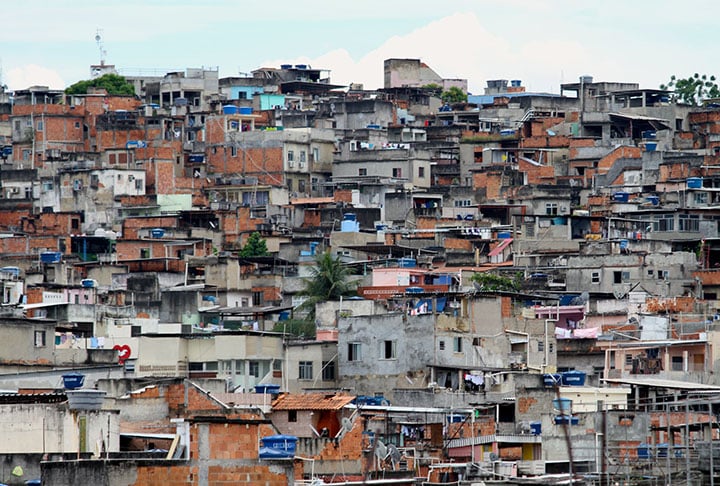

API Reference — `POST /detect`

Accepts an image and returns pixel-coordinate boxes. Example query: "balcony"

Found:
[357,284,450,299]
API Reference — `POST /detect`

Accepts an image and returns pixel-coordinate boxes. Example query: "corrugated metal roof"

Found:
[603,377,720,391]
[272,393,355,411]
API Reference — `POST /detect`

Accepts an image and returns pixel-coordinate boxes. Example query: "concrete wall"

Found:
[338,313,434,399]
[0,404,119,455]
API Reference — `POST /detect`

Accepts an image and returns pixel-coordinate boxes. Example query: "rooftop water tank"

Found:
[61,372,85,390]
[259,435,297,459]
[222,105,239,115]
[688,177,703,189]
[561,370,586,386]
[66,389,107,410]
[40,251,62,263]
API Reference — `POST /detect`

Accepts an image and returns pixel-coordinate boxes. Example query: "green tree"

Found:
[272,318,316,339]
[422,83,443,95]
[441,86,468,103]
[298,250,355,322]
[660,73,720,106]
[470,271,521,292]
[65,73,135,96]
[239,232,268,257]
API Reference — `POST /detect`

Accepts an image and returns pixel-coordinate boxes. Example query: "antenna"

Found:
[95,29,107,66]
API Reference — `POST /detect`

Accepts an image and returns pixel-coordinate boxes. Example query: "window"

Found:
[140,248,150,259]
[322,360,336,381]
[695,192,708,205]
[287,150,294,161]
[439,340,445,351]
[300,151,306,163]
[392,168,402,178]
[231,146,237,157]
[545,203,558,215]
[538,340,544,352]
[249,361,259,377]
[299,361,313,380]
[671,356,683,371]
[381,340,397,359]
[348,342,362,362]
[591,271,601,284]
[313,147,319,162]
[34,330,46,347]
[135,179,143,190]
[679,214,699,232]
[37,121,43,130]
[75,122,80,129]
[288,410,297,422]
[287,179,293,192]
[42,181,54,191]
[453,337,463,353]
[358,168,367,176]
[658,270,668,280]
[252,291,264,306]
[614,271,622,284]
[298,180,305,193]
[625,354,633,366]
[418,166,425,178]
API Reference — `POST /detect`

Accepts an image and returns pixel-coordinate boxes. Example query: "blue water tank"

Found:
[554,415,579,425]
[150,228,165,238]
[561,370,586,386]
[530,421,542,435]
[259,435,297,459]
[254,384,281,395]
[688,177,703,188]
[613,192,630,202]
[81,279,97,288]
[222,105,239,115]
[552,398,572,413]
[280,64,292,70]
[644,141,657,152]
[295,64,307,70]
[62,372,85,390]
[40,251,62,263]
[343,213,357,221]
[239,107,253,115]
[398,258,416,268]
[543,374,561,387]
[511,80,522,87]
[646,196,659,206]
[497,231,512,239]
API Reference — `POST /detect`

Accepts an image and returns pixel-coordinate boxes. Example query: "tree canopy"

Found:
[660,73,720,106]
[65,74,135,96]
[441,86,468,103]
[298,250,355,322]
[470,271,521,292]
[239,232,268,257]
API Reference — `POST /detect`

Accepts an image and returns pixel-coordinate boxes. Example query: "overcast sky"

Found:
[2,0,717,95]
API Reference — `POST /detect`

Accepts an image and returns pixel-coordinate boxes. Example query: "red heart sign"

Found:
[113,344,132,364]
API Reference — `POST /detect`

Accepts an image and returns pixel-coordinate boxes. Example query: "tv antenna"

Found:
[95,29,107,66]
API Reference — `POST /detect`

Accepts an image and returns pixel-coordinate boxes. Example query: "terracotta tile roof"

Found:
[272,393,355,411]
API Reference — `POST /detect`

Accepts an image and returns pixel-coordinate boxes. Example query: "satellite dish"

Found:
[613,288,626,300]
[387,443,401,468]
[375,439,388,462]
[341,417,353,432]
[489,452,499,462]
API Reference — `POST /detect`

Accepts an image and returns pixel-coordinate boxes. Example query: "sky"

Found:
[2,0,718,95]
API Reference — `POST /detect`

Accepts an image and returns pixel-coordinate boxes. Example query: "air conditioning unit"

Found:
[288,161,294,168]
[10,187,19,194]
[299,161,305,169]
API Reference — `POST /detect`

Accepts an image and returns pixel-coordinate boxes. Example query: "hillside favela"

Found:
[4,53,720,486]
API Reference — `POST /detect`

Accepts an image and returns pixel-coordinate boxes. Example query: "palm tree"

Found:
[298,250,356,322]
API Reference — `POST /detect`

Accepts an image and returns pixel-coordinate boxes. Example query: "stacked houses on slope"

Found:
[0,59,720,484]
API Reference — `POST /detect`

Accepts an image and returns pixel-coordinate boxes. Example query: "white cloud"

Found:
[6,65,65,91]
